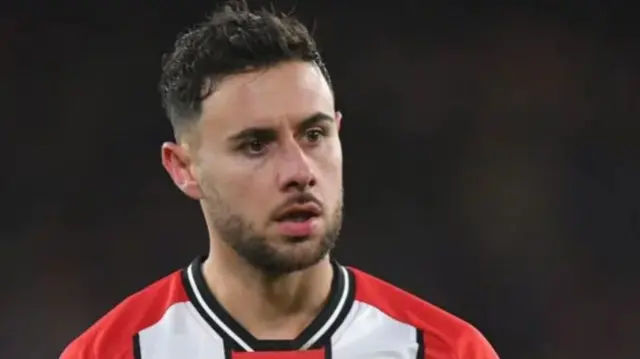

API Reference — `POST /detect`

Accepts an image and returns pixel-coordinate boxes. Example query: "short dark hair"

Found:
[158,0,332,136]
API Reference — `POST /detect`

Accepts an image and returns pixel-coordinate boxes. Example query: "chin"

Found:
[260,236,332,274]
[233,225,338,275]
[276,235,328,256]
[281,233,319,243]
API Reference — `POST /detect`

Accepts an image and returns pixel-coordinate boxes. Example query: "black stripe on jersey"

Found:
[307,269,356,350]
[416,328,425,359]
[181,263,238,350]
[132,333,141,359]
[182,256,355,352]
[223,340,233,359]
[324,341,333,359]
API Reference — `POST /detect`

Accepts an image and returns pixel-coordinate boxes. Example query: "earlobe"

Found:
[178,179,200,196]
[182,177,204,201]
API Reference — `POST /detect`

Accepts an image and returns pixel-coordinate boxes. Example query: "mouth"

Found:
[275,204,321,223]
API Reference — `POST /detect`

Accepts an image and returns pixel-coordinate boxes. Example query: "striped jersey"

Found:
[61,257,498,359]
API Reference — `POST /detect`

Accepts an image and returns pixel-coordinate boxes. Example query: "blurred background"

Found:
[1,1,638,358]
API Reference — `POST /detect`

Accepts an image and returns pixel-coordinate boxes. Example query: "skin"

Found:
[161,61,343,339]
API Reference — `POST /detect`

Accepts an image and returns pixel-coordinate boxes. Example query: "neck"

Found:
[202,243,334,340]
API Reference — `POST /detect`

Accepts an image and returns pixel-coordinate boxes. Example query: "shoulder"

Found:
[349,267,499,358]
[60,270,187,359]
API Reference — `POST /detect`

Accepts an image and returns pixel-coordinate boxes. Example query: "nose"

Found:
[276,141,316,192]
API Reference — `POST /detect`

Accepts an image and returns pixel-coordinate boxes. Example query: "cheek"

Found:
[314,141,343,190]
[197,148,275,218]
[323,140,343,175]
[212,162,273,212]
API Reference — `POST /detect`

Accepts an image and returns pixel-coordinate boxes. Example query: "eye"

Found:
[243,139,269,156]
[304,128,326,144]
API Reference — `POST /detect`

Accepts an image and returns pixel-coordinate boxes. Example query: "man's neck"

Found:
[202,248,334,340]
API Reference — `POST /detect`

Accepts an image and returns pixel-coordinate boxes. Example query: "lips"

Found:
[273,202,322,237]
[274,203,322,222]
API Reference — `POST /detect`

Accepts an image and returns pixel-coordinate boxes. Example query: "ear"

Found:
[161,142,203,200]
[335,111,342,131]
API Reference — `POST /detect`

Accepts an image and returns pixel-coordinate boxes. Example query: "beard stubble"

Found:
[202,183,343,276]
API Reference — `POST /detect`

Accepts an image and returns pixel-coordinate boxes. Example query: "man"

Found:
[61,1,499,358]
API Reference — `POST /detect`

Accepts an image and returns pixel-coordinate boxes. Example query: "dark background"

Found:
[1,1,638,358]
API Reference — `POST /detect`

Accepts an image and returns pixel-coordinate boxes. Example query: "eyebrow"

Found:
[227,112,334,143]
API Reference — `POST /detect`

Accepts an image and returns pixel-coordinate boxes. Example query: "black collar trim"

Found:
[182,256,356,352]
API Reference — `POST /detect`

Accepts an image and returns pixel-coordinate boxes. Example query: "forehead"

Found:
[199,61,334,136]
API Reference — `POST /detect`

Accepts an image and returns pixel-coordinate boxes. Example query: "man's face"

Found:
[166,61,343,275]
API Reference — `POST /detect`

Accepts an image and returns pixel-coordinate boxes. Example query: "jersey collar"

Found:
[182,256,355,352]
